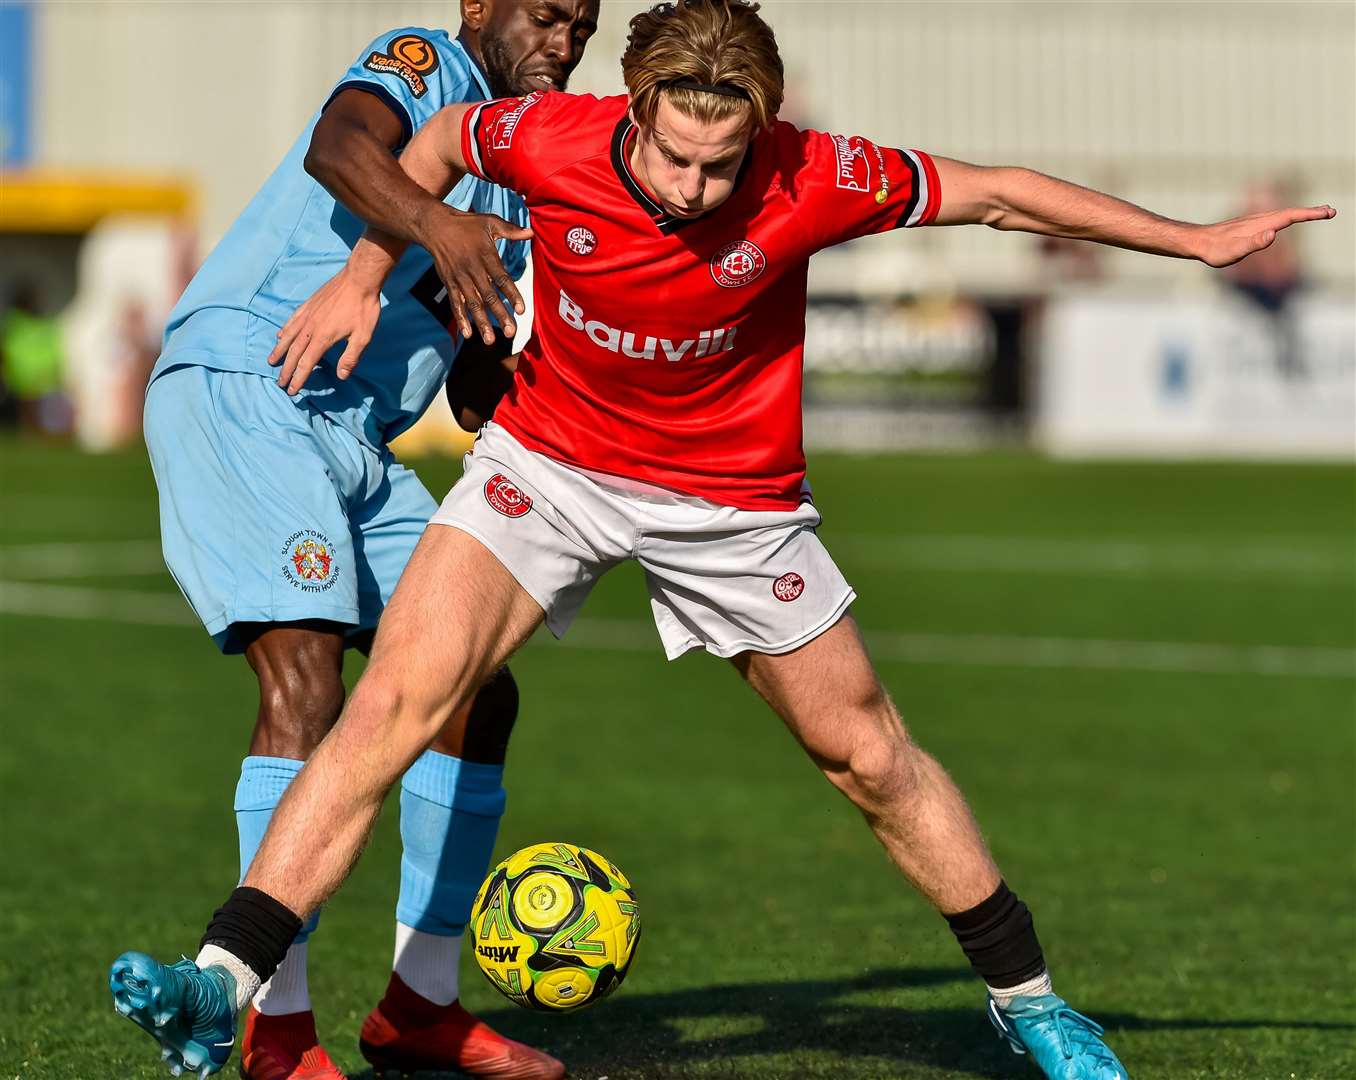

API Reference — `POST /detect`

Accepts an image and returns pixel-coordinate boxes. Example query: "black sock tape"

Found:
[944,881,1046,989]
[200,886,303,985]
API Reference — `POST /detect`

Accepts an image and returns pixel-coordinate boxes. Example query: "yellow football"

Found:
[468,842,641,1011]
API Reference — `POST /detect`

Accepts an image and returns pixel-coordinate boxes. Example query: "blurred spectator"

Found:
[0,281,72,436]
[1036,235,1105,285]
[1222,180,1305,376]
[1223,180,1305,313]
[108,297,161,445]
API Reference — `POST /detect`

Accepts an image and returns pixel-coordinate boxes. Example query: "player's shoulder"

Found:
[759,120,879,202]
[476,92,624,169]
[358,26,488,104]
[499,91,625,132]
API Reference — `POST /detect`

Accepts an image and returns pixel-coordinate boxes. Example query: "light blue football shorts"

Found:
[144,365,437,653]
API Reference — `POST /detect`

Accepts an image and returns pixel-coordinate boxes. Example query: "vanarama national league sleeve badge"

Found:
[364,34,439,98]
[281,530,340,592]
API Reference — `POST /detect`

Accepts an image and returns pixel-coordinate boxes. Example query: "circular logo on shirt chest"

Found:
[566,226,597,256]
[710,240,767,288]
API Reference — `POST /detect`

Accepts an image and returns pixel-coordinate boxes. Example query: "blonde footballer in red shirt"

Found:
[111,2,1335,1077]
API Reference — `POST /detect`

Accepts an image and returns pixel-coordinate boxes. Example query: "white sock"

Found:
[195,944,262,1014]
[392,923,460,1006]
[253,942,311,1016]
[988,969,1054,1010]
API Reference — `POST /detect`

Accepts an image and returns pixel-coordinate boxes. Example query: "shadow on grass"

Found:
[349,966,1355,1079]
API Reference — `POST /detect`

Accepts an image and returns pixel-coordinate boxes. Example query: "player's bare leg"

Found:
[733,613,1000,914]
[232,623,350,1080]
[109,528,547,1076]
[242,524,543,928]
[734,613,1129,1079]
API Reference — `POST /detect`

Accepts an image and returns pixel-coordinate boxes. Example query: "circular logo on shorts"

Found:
[772,571,805,602]
[484,473,533,518]
[281,529,339,592]
[566,226,597,256]
[710,240,766,288]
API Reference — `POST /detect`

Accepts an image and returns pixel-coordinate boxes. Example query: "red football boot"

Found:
[359,973,565,1079]
[239,1006,347,1080]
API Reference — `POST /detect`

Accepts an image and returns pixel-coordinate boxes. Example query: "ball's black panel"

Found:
[578,849,613,890]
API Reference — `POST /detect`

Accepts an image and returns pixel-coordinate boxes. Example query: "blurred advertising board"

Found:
[1036,293,1356,459]
[0,2,32,167]
[801,295,1020,451]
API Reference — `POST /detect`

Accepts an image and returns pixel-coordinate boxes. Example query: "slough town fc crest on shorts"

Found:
[281,529,339,592]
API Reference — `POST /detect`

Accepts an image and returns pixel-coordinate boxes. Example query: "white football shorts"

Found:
[429,423,856,660]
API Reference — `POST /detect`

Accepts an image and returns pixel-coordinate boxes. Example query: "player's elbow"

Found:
[303,116,355,189]
[303,131,341,187]
[982,168,1041,231]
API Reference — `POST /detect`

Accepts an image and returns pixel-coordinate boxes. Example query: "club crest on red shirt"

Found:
[710,240,766,288]
[772,571,805,602]
[484,473,533,518]
[566,226,597,256]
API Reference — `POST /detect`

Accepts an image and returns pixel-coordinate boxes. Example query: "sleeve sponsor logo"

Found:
[364,34,439,98]
[488,92,543,150]
[833,134,873,192]
[709,239,767,288]
[832,134,890,204]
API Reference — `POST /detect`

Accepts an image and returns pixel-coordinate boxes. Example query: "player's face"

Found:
[632,99,752,220]
[477,0,599,97]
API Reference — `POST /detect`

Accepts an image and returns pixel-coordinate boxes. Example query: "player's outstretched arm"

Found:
[930,157,1336,266]
[269,104,534,394]
[308,94,531,344]
[394,104,534,340]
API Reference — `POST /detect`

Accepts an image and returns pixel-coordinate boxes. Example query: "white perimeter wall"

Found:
[33,0,1356,294]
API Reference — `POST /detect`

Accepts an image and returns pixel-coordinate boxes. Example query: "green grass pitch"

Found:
[1,441,1352,1079]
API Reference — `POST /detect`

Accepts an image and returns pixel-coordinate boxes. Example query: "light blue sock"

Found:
[235,755,319,942]
[397,750,507,935]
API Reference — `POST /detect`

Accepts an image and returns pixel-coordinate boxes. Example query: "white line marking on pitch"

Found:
[559,618,1356,679]
[0,540,166,579]
[2,585,1351,680]
[826,532,1355,584]
[0,581,196,626]
[4,535,1349,585]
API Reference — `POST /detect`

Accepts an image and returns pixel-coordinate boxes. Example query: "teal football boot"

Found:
[110,952,239,1077]
[988,994,1129,1079]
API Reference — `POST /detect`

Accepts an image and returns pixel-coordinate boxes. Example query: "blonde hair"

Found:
[622,0,784,132]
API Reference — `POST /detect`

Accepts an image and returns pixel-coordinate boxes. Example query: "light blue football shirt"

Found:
[154,27,528,447]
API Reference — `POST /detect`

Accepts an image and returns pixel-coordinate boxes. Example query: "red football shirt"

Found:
[461,92,941,510]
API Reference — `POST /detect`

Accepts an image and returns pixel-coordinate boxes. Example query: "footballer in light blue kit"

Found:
[135,4,598,1078]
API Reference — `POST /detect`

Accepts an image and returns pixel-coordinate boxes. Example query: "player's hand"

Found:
[421,205,532,345]
[268,267,381,395]
[1194,204,1336,268]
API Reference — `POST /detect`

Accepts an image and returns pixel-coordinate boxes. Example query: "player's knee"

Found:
[253,648,346,757]
[349,661,468,745]
[836,695,918,810]
[843,729,916,809]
